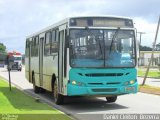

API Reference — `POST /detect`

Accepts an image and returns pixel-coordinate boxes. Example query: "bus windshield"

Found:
[70,29,136,68]
[14,57,22,61]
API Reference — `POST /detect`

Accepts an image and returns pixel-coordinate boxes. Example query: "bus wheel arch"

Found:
[51,74,64,105]
[32,71,40,93]
[51,74,56,87]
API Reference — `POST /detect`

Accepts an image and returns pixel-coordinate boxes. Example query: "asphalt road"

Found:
[138,77,160,87]
[0,67,160,120]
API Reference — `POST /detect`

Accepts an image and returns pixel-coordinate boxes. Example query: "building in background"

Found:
[139,51,160,67]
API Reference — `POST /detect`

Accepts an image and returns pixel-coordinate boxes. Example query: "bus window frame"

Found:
[34,36,39,57]
[25,39,29,57]
[44,31,52,56]
[50,29,59,55]
[31,38,36,57]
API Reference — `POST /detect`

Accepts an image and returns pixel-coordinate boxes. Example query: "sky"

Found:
[0,0,160,54]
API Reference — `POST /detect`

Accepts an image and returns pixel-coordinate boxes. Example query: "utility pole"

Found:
[7,55,12,91]
[142,16,160,85]
[138,32,145,44]
[137,32,145,53]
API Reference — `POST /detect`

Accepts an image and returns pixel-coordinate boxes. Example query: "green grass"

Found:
[0,78,72,120]
[139,85,160,95]
[139,85,160,90]
[138,69,160,78]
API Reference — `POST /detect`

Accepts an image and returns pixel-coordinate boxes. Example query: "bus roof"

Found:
[26,15,133,39]
[26,18,68,38]
[69,15,132,20]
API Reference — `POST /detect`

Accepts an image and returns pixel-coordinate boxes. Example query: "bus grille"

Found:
[85,73,123,77]
[88,83,103,85]
[107,82,121,85]
[88,82,121,85]
[92,88,117,92]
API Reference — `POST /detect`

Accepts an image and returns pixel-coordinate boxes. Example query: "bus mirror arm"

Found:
[66,35,70,48]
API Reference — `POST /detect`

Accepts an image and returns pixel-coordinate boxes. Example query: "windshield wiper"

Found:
[109,27,120,54]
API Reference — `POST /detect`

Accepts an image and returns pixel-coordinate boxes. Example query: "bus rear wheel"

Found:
[32,74,40,93]
[106,96,117,103]
[53,80,64,105]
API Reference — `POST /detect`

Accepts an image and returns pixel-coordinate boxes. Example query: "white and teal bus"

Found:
[25,16,138,104]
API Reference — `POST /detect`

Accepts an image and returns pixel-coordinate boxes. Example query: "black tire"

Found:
[53,80,64,105]
[32,74,40,93]
[106,96,117,103]
[40,88,46,93]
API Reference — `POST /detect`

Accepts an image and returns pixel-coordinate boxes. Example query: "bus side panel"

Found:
[50,55,58,90]
[25,40,32,83]
[43,55,58,91]
[43,56,50,91]
[33,57,40,86]
[30,57,40,86]
[25,57,29,81]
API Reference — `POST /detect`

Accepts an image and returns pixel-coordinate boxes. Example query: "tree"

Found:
[0,43,7,53]
[139,45,152,51]
[155,43,160,51]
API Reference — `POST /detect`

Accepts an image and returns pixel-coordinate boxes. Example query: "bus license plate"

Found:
[125,86,135,92]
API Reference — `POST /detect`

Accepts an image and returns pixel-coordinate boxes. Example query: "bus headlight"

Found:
[71,80,84,86]
[124,80,135,86]
[72,80,77,85]
[129,80,135,84]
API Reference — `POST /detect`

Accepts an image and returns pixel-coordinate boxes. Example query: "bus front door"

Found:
[58,30,65,93]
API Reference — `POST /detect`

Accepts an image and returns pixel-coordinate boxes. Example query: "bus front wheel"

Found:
[106,96,117,103]
[53,80,64,105]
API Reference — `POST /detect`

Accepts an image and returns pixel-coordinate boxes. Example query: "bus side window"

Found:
[35,36,39,56]
[25,40,28,49]
[31,38,35,57]
[51,30,58,55]
[44,32,51,56]
[31,37,38,57]
[25,40,29,57]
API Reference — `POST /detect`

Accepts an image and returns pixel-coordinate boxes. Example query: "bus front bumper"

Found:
[67,83,138,96]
